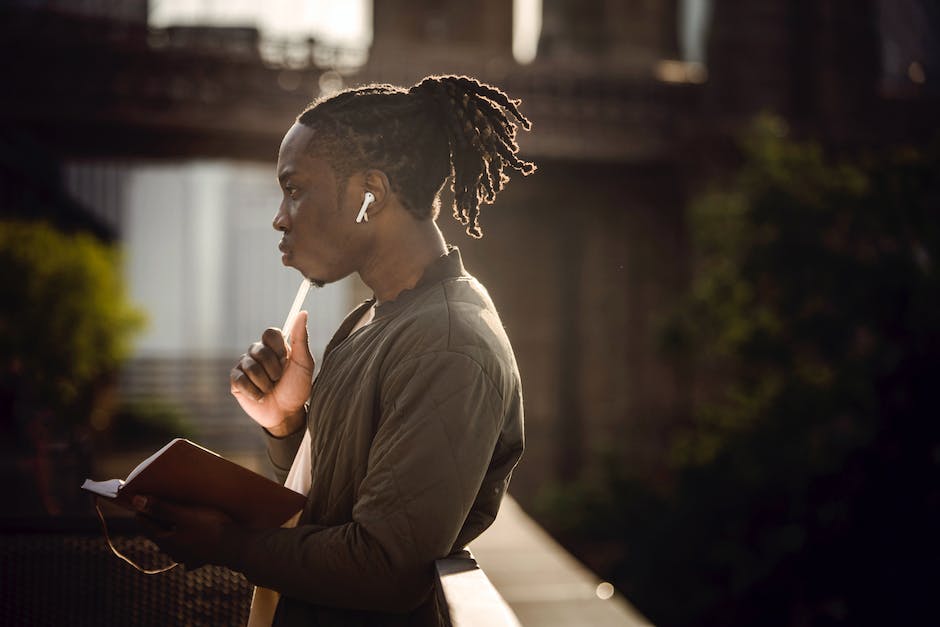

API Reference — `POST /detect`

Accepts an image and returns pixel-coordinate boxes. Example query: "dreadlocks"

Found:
[296,75,536,238]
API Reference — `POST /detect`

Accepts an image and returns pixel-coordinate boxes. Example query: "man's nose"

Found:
[273,203,290,232]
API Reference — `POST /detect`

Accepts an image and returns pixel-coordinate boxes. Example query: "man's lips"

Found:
[278,241,294,266]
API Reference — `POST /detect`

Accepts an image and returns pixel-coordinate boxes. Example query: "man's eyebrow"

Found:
[277,169,296,185]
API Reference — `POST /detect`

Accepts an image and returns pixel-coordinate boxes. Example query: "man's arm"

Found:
[262,416,307,485]
[219,350,508,612]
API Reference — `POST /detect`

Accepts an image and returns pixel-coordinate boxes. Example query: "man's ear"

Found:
[361,169,391,217]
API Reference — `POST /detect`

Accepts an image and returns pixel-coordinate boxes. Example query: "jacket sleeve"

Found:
[221,350,507,612]
[262,423,306,485]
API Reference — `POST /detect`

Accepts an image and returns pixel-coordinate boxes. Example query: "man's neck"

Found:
[359,220,448,305]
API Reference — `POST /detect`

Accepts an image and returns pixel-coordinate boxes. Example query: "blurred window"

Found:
[678,0,712,65]
[513,0,542,64]
[148,0,371,49]
[876,0,939,95]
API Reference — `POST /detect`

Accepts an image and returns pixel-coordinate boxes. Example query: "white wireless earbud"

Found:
[356,192,375,223]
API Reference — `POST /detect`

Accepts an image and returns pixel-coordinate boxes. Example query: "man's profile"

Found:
[135,75,533,626]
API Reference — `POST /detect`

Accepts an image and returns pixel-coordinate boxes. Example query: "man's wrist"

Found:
[265,406,306,438]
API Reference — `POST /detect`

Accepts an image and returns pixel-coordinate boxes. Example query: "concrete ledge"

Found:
[435,550,521,627]
[471,497,653,627]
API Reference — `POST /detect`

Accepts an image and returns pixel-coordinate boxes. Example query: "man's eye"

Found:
[286,187,299,199]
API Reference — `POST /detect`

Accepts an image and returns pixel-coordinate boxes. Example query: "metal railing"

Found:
[0,517,519,626]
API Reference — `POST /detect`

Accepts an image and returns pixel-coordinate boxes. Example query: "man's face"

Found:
[273,123,363,285]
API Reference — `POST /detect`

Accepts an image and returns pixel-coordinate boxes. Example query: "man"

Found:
[135,75,533,625]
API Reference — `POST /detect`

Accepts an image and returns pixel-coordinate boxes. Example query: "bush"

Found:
[108,397,195,448]
[537,118,940,626]
[0,219,144,436]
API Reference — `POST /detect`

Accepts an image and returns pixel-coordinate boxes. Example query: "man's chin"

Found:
[297,269,327,288]
[298,268,327,288]
[284,258,325,287]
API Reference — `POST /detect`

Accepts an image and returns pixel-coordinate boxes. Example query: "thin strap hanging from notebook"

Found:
[94,496,178,574]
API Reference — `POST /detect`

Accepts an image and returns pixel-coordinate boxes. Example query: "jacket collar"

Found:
[323,246,467,359]
[373,245,466,319]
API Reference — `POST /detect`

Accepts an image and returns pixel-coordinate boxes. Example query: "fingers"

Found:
[230,328,290,402]
[132,496,220,570]
[288,311,314,372]
[261,327,288,360]
[230,319,313,411]
[134,495,173,541]
[133,494,182,525]
[135,514,195,567]
[230,359,266,401]
[250,339,284,377]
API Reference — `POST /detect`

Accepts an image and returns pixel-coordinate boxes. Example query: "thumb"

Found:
[288,310,314,370]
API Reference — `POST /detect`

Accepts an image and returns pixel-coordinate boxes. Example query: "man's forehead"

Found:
[277,123,333,183]
[277,123,317,177]
[279,123,313,157]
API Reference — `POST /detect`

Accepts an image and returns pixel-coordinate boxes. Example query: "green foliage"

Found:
[0,220,144,430]
[666,116,938,469]
[109,397,195,447]
[538,118,940,625]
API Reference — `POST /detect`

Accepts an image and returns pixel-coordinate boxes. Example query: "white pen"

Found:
[283,278,312,344]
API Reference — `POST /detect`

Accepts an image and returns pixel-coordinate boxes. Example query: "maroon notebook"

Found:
[82,438,305,528]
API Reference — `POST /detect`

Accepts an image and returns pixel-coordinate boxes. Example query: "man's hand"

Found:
[230,311,313,435]
[133,495,234,570]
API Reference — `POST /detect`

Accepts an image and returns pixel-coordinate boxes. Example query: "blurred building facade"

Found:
[2,0,937,499]
[1,2,363,451]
